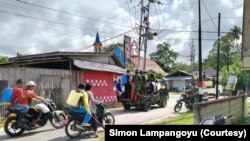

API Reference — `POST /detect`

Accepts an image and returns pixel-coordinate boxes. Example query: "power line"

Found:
[201,0,217,30]
[16,0,134,29]
[0,1,102,35]
[0,9,114,35]
[151,28,229,34]
[71,29,135,52]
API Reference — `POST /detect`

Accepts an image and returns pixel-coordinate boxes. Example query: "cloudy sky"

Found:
[0,0,244,63]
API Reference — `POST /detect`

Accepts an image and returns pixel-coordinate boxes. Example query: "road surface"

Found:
[0,95,186,141]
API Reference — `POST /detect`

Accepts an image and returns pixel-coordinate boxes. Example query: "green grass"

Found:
[148,111,193,125]
[169,92,180,95]
[92,135,104,141]
[0,117,3,128]
[105,102,123,109]
[238,102,250,125]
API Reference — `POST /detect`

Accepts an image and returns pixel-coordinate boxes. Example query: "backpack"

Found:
[66,90,83,107]
[121,74,128,85]
[0,88,13,107]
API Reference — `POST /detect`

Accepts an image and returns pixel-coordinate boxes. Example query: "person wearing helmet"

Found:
[22,81,45,105]
[22,81,46,127]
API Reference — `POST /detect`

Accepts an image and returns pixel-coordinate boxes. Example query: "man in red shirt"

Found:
[11,79,30,124]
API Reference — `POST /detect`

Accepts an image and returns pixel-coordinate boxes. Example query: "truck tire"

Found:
[123,104,131,110]
[159,96,167,108]
[142,101,151,111]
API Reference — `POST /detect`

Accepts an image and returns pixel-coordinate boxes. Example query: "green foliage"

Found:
[171,63,198,73]
[203,26,242,71]
[16,52,24,57]
[149,42,178,73]
[154,73,163,80]
[0,56,8,64]
[103,43,123,53]
[220,61,250,91]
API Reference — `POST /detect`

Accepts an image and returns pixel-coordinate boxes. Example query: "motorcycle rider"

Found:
[85,83,100,138]
[11,79,30,126]
[22,81,46,127]
[69,83,92,128]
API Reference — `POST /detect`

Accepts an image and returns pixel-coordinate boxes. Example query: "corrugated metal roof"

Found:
[165,76,193,80]
[74,59,126,74]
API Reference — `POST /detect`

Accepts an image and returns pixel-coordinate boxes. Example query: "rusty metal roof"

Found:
[74,59,126,74]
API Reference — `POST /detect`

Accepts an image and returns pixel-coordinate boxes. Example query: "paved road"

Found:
[0,95,185,141]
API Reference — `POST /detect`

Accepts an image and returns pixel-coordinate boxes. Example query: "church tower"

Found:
[93,32,103,53]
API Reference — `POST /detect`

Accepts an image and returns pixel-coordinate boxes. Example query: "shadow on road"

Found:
[111,105,162,116]
[0,128,56,140]
[47,132,100,141]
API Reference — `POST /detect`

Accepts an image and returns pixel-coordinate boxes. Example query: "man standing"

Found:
[132,69,141,97]
[140,70,147,95]
[116,79,122,102]
[123,70,131,99]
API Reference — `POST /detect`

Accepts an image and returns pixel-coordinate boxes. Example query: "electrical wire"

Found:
[16,0,134,29]
[201,0,218,30]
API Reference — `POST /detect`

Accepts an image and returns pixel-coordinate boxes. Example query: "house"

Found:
[0,32,126,108]
[164,70,193,91]
[131,56,167,76]
[0,51,125,104]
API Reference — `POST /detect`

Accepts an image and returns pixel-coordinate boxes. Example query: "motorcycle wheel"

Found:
[103,113,115,126]
[174,101,182,112]
[50,113,67,129]
[65,119,82,138]
[4,117,25,137]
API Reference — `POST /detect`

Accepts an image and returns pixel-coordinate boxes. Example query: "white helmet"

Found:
[26,81,36,86]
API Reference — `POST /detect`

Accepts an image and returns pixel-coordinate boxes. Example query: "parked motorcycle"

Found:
[4,99,67,137]
[174,93,194,112]
[200,114,233,125]
[65,103,115,138]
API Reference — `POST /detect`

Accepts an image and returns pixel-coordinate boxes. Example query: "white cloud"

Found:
[0,0,244,63]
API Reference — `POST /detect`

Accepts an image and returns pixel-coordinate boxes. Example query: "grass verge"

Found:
[147,111,193,125]
[0,117,3,128]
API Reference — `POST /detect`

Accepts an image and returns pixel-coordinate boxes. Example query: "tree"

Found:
[103,43,123,53]
[0,56,9,64]
[220,61,250,93]
[203,26,242,71]
[149,42,178,73]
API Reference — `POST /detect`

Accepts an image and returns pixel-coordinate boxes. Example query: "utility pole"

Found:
[198,0,203,95]
[190,39,195,68]
[143,0,151,71]
[216,13,221,99]
[137,0,144,70]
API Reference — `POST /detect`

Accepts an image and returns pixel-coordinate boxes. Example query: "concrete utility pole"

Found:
[190,39,195,68]
[138,0,144,70]
[216,13,221,99]
[198,0,203,94]
[143,0,151,71]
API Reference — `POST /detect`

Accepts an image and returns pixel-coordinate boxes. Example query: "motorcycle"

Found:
[174,93,194,112]
[65,103,115,138]
[4,99,67,137]
[200,114,233,125]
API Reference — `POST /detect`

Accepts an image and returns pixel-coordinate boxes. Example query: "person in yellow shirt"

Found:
[69,83,91,127]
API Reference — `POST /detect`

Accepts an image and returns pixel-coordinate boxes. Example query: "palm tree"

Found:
[229,26,242,52]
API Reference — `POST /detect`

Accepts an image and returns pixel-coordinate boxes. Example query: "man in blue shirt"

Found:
[116,79,122,102]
